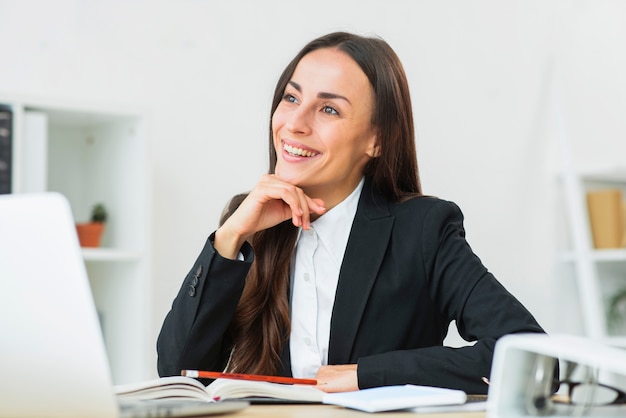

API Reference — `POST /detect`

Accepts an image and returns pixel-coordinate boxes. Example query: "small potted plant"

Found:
[76,203,108,247]
[608,287,626,334]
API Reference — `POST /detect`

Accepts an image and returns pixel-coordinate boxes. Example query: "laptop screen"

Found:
[0,193,118,418]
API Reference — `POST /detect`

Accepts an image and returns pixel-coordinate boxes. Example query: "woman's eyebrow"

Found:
[288,81,352,105]
[318,91,351,105]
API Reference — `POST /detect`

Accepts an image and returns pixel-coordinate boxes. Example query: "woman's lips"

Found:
[282,140,320,158]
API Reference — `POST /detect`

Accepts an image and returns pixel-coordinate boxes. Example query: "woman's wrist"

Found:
[214,225,247,260]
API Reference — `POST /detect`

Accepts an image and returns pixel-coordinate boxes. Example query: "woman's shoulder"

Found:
[391,194,462,216]
[386,195,466,237]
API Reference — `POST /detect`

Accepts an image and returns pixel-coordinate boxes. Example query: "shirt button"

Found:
[303,273,310,282]
[304,337,312,346]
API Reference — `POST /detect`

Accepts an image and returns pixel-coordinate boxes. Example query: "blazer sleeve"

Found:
[357,200,545,394]
[156,233,253,377]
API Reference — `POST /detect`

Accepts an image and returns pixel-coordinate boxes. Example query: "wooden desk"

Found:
[236,403,486,417]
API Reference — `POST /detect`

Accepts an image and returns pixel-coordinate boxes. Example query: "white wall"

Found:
[2,0,626,374]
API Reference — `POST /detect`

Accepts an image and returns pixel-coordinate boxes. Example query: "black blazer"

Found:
[157,177,545,394]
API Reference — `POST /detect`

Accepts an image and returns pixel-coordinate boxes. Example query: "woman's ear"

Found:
[366,139,381,158]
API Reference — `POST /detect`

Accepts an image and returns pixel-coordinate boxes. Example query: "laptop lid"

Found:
[0,192,249,418]
[0,192,118,418]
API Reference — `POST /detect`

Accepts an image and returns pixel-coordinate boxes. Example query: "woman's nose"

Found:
[285,105,312,135]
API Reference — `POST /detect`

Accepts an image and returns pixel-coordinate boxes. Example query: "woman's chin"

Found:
[275,168,303,186]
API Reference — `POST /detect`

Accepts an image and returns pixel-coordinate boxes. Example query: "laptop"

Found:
[0,192,248,418]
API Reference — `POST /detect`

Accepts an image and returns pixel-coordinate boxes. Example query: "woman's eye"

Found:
[322,105,339,115]
[283,94,298,103]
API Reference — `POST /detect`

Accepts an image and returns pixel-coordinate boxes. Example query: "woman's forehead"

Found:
[290,48,372,101]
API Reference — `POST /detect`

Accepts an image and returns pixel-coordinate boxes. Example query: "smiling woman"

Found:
[156,31,547,396]
[272,48,379,209]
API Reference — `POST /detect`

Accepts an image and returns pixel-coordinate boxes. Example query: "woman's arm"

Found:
[316,279,537,394]
[216,174,326,259]
[356,281,541,394]
[359,200,544,394]
[158,175,325,377]
[156,234,253,377]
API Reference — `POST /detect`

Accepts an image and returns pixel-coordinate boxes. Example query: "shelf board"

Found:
[560,248,626,262]
[81,248,142,262]
[579,167,626,183]
[589,249,626,261]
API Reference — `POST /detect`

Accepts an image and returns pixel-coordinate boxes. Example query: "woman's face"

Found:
[272,47,378,209]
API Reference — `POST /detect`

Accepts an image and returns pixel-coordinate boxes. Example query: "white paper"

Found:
[323,384,467,413]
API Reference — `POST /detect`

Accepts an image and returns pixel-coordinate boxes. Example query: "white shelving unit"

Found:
[559,165,626,347]
[2,95,152,384]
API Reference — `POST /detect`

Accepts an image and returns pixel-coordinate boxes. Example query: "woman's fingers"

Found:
[309,197,327,215]
[258,175,327,229]
[295,187,310,229]
[239,174,326,232]
[315,364,359,393]
[214,176,327,259]
[301,195,327,230]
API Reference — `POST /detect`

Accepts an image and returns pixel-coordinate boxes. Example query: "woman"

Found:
[157,31,545,395]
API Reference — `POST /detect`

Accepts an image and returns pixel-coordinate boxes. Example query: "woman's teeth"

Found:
[284,143,318,157]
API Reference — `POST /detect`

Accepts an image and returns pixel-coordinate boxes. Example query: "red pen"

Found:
[181,370,318,385]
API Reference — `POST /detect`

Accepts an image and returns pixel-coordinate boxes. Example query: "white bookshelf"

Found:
[559,165,626,347]
[2,95,152,383]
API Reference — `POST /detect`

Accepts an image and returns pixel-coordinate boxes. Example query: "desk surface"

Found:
[235,403,486,417]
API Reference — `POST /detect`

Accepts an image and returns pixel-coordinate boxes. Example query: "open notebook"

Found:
[0,192,248,418]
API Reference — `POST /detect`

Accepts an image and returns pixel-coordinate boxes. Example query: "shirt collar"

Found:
[309,178,364,266]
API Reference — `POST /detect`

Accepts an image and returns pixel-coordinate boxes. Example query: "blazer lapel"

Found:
[328,178,394,364]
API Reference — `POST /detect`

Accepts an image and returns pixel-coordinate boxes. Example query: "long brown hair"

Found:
[228,32,422,375]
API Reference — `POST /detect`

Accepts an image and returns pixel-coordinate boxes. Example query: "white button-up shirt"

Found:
[289,178,364,378]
